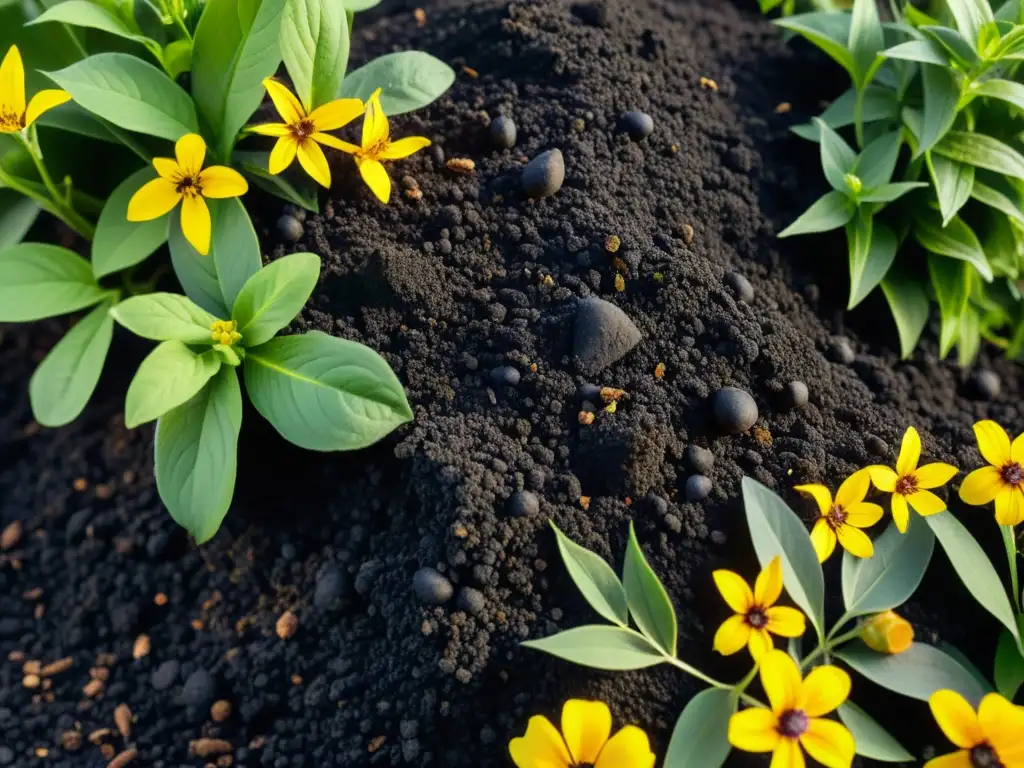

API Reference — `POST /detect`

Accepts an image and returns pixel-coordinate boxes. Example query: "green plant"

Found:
[778,0,1024,363]
[759,0,849,15]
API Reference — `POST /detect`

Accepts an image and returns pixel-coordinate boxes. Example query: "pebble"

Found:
[685,474,713,502]
[645,492,668,515]
[182,668,215,707]
[456,587,486,615]
[355,559,383,597]
[522,149,565,198]
[664,514,682,533]
[620,111,654,140]
[489,115,517,149]
[507,490,540,517]
[151,660,179,692]
[277,214,304,243]
[314,566,345,611]
[712,387,758,433]
[573,297,642,374]
[866,435,888,457]
[726,272,754,303]
[784,381,809,409]
[831,337,855,364]
[412,568,453,605]
[972,369,1000,399]
[489,365,521,387]
[685,445,714,474]
[710,530,727,545]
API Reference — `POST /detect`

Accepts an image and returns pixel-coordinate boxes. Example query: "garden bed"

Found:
[0,0,1019,765]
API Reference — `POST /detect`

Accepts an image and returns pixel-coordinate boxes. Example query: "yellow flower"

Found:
[210,320,241,347]
[959,420,1024,526]
[127,133,248,256]
[712,556,806,660]
[860,610,913,654]
[508,699,655,768]
[250,79,364,188]
[334,88,431,203]
[795,468,883,562]
[925,689,1024,767]
[0,45,70,134]
[868,427,958,533]
[729,649,855,768]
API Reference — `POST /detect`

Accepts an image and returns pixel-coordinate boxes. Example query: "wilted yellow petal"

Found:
[930,690,983,749]
[712,570,754,614]
[728,707,780,753]
[765,606,805,638]
[126,177,180,222]
[800,718,854,768]
[994,487,1024,526]
[974,420,1011,467]
[24,89,70,127]
[296,139,331,188]
[897,427,921,475]
[593,726,654,768]
[0,45,26,121]
[754,556,783,608]
[357,156,392,203]
[263,78,305,124]
[508,715,571,768]
[199,165,248,199]
[362,88,389,148]
[379,135,432,160]
[906,489,946,517]
[809,520,836,563]
[868,465,898,493]
[799,666,850,717]
[560,700,610,765]
[760,650,801,714]
[308,97,364,131]
[915,463,958,490]
[793,484,832,517]
[891,494,909,533]
[713,614,751,656]
[175,133,207,177]
[959,466,1004,506]
[180,193,211,256]
[835,468,870,508]
[843,502,883,529]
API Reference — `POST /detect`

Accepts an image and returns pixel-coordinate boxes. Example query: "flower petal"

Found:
[765,606,806,638]
[297,139,331,188]
[915,463,959,490]
[868,465,898,493]
[974,420,1011,467]
[712,570,754,614]
[308,97,364,131]
[897,427,922,475]
[199,165,248,199]
[800,718,855,768]
[508,715,571,768]
[152,157,181,181]
[263,78,305,124]
[929,690,983,749]
[1012,432,1024,465]
[357,156,392,203]
[268,136,299,175]
[891,493,909,533]
[994,486,1024,526]
[126,177,180,222]
[799,665,850,716]
[0,45,26,121]
[809,520,837,563]
[250,122,291,137]
[923,752,972,768]
[379,135,432,160]
[770,737,806,768]
[960,466,1004,506]
[24,89,70,128]
[754,556,784,608]
[843,502,883,529]
[835,468,870,508]
[362,88,389,148]
[560,699,610,765]
[594,726,655,768]
[714,614,751,656]
[978,692,1024,761]
[175,133,207,177]
[906,489,946,517]
[180,194,211,256]
[835,524,873,558]
[760,649,802,715]
[728,708,780,753]
[793,484,832,516]
[314,132,360,153]
[748,628,774,661]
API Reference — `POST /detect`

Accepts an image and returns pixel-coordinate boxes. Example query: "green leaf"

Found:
[792,86,900,141]
[163,39,192,79]
[28,1,151,47]
[836,642,989,705]
[191,0,287,160]
[817,118,858,192]
[155,366,242,544]
[934,131,1024,180]
[778,190,856,237]
[957,304,982,365]
[345,0,380,9]
[741,477,825,637]
[855,131,902,190]
[29,299,114,427]
[968,78,1024,113]
[882,38,950,65]
[339,51,456,116]
[520,626,667,670]
[841,518,934,617]
[0,191,41,247]
[775,13,857,81]
[622,522,677,655]
[859,181,928,202]
[92,167,168,279]
[917,64,959,156]
[550,523,628,627]
[234,150,319,212]
[837,701,914,762]
[880,267,930,358]
[231,252,320,347]
[994,617,1024,699]
[847,210,897,309]
[972,179,1024,227]
[0,243,106,322]
[110,293,220,344]
[663,689,734,768]
[243,331,413,451]
[849,0,884,82]
[927,153,975,226]
[929,255,971,357]
[125,341,222,428]
[926,511,1022,651]
[945,0,994,48]
[280,0,350,112]
[914,210,993,281]
[920,25,981,66]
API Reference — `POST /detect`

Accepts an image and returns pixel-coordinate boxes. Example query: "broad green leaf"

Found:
[791,86,900,141]
[520,626,667,670]
[972,179,1024,226]
[622,522,677,655]
[859,181,927,202]
[155,366,242,544]
[345,0,380,9]
[847,210,898,309]
[191,0,287,160]
[993,617,1024,699]
[927,153,974,226]
[914,211,993,281]
[935,131,1024,180]
[741,477,825,636]
[837,701,914,762]
[779,191,856,237]
[836,643,989,705]
[776,13,857,80]
[29,299,114,427]
[841,518,934,616]
[551,523,628,627]
[849,0,884,82]
[169,207,227,316]
[339,51,456,116]
[234,150,318,212]
[243,331,413,451]
[125,341,222,428]
[817,118,858,192]
[0,244,106,322]
[34,101,121,144]
[163,39,192,79]
[881,38,950,65]
[995,0,1021,22]
[880,267,930,358]
[663,689,734,768]
[929,255,971,357]
[945,0,994,48]
[280,0,349,112]
[968,78,1024,113]
[0,191,40,247]
[231,252,320,347]
[28,1,151,47]
[855,131,901,190]
[110,293,220,344]
[926,511,1022,651]
[92,167,168,279]
[917,64,959,156]
[920,25,981,66]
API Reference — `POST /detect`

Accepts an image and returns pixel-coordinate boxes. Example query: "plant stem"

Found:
[1002,525,1022,614]
[661,655,763,708]
[801,624,862,670]
[18,129,95,240]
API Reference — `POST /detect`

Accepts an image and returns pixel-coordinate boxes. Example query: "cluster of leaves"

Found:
[776,0,1024,363]
[1,0,456,541]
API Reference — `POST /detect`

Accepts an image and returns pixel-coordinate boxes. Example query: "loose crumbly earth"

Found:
[1,0,1020,766]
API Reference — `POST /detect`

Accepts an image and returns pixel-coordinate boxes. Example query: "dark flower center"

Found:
[1001,462,1023,487]
[745,607,768,629]
[970,744,1003,768]
[292,119,316,140]
[777,709,809,739]
[827,504,847,529]
[175,174,202,198]
[895,474,917,496]
[0,108,22,131]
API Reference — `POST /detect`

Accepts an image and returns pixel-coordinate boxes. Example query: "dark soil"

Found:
[2,0,1021,766]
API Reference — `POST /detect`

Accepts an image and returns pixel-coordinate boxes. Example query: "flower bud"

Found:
[860,611,913,654]
[844,173,863,196]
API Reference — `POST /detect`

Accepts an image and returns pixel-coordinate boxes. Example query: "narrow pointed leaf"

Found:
[520,626,666,670]
[882,39,950,66]
[914,211,993,282]
[934,131,1024,180]
[971,180,1024,227]
[917,64,959,156]
[837,702,915,762]
[847,210,898,309]
[855,131,901,190]
[841,518,934,616]
[881,267,930,358]
[928,255,971,357]
[779,191,855,237]
[836,643,990,705]
[818,118,858,191]
[945,0,994,48]
[775,13,857,80]
[551,523,628,627]
[993,618,1024,699]
[622,522,677,655]
[927,153,974,226]
[663,689,734,768]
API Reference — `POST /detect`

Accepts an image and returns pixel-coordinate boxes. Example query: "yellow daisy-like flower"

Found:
[959,420,1024,527]
[868,427,958,533]
[508,699,655,768]
[729,649,855,768]
[0,45,70,134]
[712,556,806,660]
[925,689,1024,767]
[250,79,364,188]
[859,610,913,655]
[127,133,248,256]
[795,468,883,562]
[334,88,431,203]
